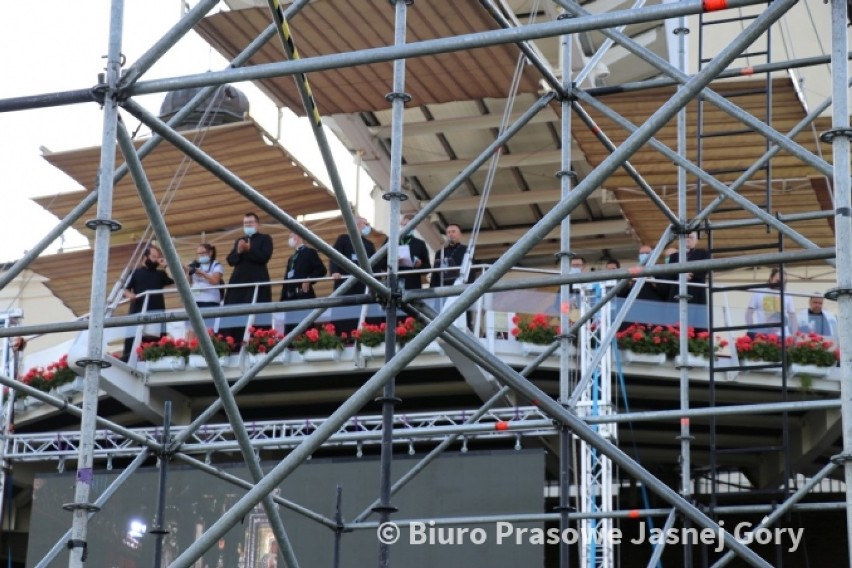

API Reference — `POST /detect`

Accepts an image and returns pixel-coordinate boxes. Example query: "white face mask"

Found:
[361,225,372,237]
[570,267,582,275]
[198,255,210,264]
[288,237,297,249]
[638,253,650,264]
[243,226,256,237]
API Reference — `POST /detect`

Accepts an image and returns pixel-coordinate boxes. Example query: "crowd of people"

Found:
[120,212,471,360]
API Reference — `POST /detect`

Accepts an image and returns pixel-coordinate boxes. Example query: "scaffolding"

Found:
[0,1,849,567]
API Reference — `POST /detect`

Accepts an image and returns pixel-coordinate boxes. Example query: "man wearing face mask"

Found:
[280,231,327,301]
[329,216,377,295]
[222,212,274,340]
[122,245,174,361]
[430,223,468,288]
[378,213,432,291]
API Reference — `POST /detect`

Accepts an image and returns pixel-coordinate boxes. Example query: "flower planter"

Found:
[740,359,783,374]
[145,356,186,373]
[520,342,575,358]
[274,350,291,365]
[360,343,390,359]
[56,377,85,397]
[789,363,832,379]
[300,349,341,363]
[674,354,711,368]
[188,354,230,369]
[620,350,666,365]
[13,398,28,412]
[27,396,46,407]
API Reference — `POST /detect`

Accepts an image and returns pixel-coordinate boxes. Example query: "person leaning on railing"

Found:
[121,244,174,361]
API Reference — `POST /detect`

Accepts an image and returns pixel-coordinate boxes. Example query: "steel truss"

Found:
[0,1,849,568]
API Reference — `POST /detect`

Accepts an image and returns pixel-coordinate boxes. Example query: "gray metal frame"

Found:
[0,0,848,567]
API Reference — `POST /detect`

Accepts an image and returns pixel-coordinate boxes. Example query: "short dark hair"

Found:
[606,258,620,269]
[446,223,462,233]
[244,212,260,222]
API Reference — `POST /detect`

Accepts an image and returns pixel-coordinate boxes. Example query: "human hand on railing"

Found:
[301,282,311,293]
[332,272,341,280]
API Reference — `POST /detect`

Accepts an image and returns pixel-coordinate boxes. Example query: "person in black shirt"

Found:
[378,213,431,291]
[329,216,376,295]
[221,212,274,341]
[430,223,468,288]
[122,245,174,361]
[666,232,710,305]
[280,230,327,301]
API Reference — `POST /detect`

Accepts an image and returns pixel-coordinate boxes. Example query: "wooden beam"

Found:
[368,108,559,139]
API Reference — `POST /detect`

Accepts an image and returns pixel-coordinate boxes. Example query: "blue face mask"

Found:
[638,253,650,264]
[570,267,582,275]
[243,226,256,237]
[198,255,210,264]
[361,225,372,237]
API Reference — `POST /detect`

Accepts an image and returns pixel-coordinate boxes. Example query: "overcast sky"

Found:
[0,1,362,264]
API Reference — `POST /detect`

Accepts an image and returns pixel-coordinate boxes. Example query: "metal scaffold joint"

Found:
[84,218,122,232]
[825,287,852,301]
[66,539,88,562]
[820,127,852,143]
[384,91,412,103]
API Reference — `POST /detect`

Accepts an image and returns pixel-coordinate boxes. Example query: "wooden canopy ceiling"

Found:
[194,2,543,115]
[571,77,837,254]
[34,120,341,246]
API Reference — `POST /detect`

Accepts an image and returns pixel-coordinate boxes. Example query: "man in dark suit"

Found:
[221,212,274,341]
[379,213,431,291]
[280,230,326,301]
[329,216,377,295]
[430,223,468,288]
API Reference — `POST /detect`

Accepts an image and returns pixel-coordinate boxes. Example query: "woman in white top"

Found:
[187,243,224,333]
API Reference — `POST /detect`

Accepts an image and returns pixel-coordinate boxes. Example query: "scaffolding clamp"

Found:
[75,357,112,370]
[824,287,852,302]
[84,218,122,232]
[819,127,852,144]
[384,91,412,104]
[830,452,852,465]
[555,169,578,181]
[66,539,89,561]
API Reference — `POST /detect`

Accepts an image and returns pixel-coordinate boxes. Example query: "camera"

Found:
[188,260,201,276]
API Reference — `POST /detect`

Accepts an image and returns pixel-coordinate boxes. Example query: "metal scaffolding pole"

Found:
[376,1,410,566]
[167,7,803,552]
[122,99,388,299]
[825,0,852,565]
[573,88,822,253]
[558,15,574,567]
[67,3,124,566]
[115,123,301,568]
[672,8,692,566]
[125,0,768,98]
[555,0,834,181]
[265,0,372,275]
[35,449,151,568]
